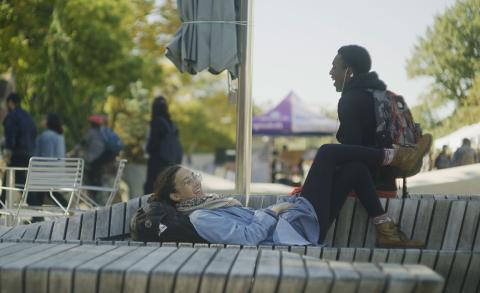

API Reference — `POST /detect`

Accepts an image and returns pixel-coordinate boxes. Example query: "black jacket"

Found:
[336,72,386,146]
[336,72,397,191]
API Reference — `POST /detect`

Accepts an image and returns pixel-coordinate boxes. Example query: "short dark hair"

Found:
[6,93,21,105]
[462,138,471,146]
[46,113,63,134]
[338,45,371,75]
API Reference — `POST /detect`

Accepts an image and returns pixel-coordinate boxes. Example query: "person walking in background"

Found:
[144,96,183,194]
[434,145,451,169]
[34,113,65,158]
[451,138,477,167]
[30,113,67,221]
[2,93,36,204]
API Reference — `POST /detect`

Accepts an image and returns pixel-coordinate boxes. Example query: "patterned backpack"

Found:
[371,90,423,178]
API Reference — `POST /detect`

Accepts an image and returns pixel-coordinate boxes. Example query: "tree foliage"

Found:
[0,0,238,162]
[406,0,480,104]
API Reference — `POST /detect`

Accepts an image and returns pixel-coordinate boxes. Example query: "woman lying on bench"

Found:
[132,137,431,248]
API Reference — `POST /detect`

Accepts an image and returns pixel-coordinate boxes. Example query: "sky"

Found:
[252,0,457,112]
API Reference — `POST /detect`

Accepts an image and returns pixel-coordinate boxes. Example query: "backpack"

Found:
[130,201,207,243]
[371,90,422,148]
[100,126,123,155]
[371,90,423,196]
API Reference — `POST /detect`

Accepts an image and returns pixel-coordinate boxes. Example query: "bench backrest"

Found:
[3,194,480,252]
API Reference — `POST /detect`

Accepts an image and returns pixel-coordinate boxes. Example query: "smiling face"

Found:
[329,54,351,92]
[169,167,203,203]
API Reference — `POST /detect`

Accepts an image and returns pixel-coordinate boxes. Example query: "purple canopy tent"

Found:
[253,91,339,136]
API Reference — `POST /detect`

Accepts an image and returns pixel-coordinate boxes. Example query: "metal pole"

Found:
[235,0,254,205]
[6,169,15,226]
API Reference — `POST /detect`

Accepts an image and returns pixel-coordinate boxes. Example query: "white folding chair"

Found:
[78,159,128,207]
[0,157,84,223]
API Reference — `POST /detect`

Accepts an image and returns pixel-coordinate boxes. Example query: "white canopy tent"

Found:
[434,123,480,150]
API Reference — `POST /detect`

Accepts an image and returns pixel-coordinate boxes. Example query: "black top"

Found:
[3,107,37,156]
[336,72,397,191]
[336,72,386,147]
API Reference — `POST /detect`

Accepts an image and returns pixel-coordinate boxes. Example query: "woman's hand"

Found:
[269,202,295,214]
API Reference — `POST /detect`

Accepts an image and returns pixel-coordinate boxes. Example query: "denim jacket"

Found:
[189,196,320,246]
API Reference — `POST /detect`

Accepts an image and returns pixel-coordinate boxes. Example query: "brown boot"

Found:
[376,221,425,248]
[390,133,433,175]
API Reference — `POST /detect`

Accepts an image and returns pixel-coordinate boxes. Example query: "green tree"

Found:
[406,0,480,104]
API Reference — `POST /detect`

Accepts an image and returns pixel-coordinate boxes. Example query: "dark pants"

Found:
[144,156,172,194]
[300,144,386,242]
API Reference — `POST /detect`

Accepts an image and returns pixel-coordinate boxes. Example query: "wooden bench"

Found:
[0,241,443,293]
[1,194,478,292]
[4,194,477,250]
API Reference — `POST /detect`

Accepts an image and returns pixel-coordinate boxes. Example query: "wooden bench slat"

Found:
[353,248,371,263]
[174,248,218,293]
[305,246,321,258]
[95,206,111,239]
[321,247,338,261]
[457,200,480,250]
[403,264,445,293]
[328,261,360,293]
[225,249,259,292]
[338,248,355,262]
[199,248,240,293]
[123,246,177,293]
[303,258,333,293]
[0,244,77,293]
[433,250,455,283]
[419,250,438,268]
[352,262,386,293]
[444,251,472,293]
[65,214,82,241]
[370,248,388,263]
[442,200,467,250]
[26,244,114,293]
[0,243,36,261]
[400,199,419,239]
[80,211,96,241]
[333,198,355,247]
[402,249,421,265]
[460,252,480,293]
[427,200,451,249]
[411,199,434,244]
[149,247,197,293]
[349,203,369,247]
[109,202,126,240]
[0,226,12,238]
[36,221,54,241]
[98,246,157,293]
[323,219,336,246]
[251,250,281,293]
[1,226,27,240]
[73,246,136,293]
[22,223,40,241]
[50,218,68,241]
[379,263,416,292]
[277,252,307,293]
[124,197,141,235]
[387,249,405,264]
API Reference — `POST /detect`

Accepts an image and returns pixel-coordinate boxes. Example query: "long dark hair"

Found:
[46,113,63,134]
[151,96,171,123]
[149,165,182,206]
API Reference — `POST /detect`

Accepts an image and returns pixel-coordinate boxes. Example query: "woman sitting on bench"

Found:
[132,136,431,248]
